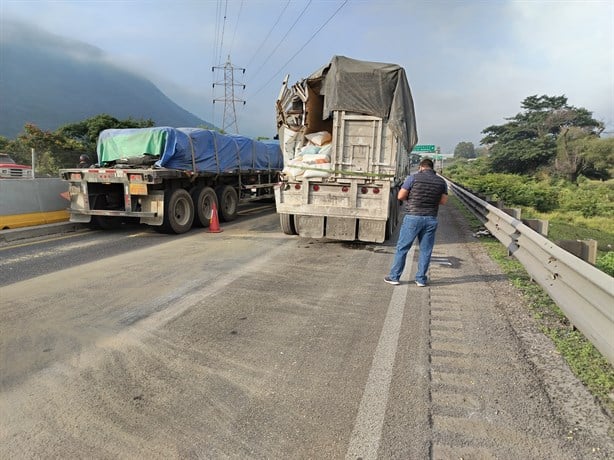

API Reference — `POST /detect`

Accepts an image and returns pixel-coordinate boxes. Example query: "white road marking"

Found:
[345,246,416,460]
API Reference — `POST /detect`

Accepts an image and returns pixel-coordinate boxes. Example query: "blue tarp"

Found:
[97,127,283,173]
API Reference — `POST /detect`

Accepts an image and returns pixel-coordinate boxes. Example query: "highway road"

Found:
[1,203,612,459]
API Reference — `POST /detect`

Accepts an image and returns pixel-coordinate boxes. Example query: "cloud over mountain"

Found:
[0,21,213,138]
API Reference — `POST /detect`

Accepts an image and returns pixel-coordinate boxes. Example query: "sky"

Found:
[1,0,613,155]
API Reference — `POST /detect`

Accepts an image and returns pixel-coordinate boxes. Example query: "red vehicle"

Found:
[0,153,32,179]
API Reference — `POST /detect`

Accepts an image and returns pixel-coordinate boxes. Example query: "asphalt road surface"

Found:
[1,203,612,459]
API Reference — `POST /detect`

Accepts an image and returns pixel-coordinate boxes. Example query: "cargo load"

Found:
[97,127,283,172]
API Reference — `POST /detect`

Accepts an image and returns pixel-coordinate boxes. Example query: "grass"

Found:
[450,195,614,416]
[521,208,614,255]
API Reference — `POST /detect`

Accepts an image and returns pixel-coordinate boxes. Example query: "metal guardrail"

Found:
[447,179,614,365]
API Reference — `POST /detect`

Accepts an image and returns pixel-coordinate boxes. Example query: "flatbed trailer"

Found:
[60,127,283,233]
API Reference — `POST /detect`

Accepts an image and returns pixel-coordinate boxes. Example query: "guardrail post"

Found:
[557,239,598,264]
[522,219,549,237]
[485,196,499,207]
[503,207,521,219]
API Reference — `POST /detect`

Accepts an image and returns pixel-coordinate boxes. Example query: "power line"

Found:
[249,0,313,82]
[215,0,229,66]
[229,0,245,58]
[244,0,291,70]
[250,0,349,98]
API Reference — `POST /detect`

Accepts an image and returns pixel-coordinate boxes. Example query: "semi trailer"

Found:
[60,127,283,233]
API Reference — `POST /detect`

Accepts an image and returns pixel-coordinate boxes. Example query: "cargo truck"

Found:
[60,127,283,233]
[274,56,418,243]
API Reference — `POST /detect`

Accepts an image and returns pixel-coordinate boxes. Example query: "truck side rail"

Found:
[446,177,614,365]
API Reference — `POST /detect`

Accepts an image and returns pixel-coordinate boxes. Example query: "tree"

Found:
[410,152,421,165]
[6,124,83,171]
[481,95,604,175]
[57,114,154,153]
[475,146,489,157]
[454,141,476,159]
[0,136,10,152]
[554,127,590,182]
[567,136,614,181]
[4,115,157,174]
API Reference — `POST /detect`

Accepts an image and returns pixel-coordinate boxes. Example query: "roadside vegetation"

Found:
[0,115,155,175]
[452,195,614,416]
[443,94,614,416]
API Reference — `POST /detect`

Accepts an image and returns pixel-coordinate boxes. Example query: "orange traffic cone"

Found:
[208,201,223,233]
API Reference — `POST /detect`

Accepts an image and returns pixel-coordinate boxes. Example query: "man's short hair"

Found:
[419,158,434,169]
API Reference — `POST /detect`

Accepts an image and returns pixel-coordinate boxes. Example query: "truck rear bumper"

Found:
[274,180,392,242]
[274,180,390,220]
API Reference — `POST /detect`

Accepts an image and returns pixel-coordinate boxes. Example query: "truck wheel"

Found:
[191,186,218,227]
[161,188,194,234]
[215,185,238,222]
[279,213,297,235]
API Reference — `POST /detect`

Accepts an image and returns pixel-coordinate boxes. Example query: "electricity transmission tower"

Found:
[212,56,246,134]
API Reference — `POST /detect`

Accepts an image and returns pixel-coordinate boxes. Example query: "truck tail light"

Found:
[312,185,320,191]
[373,188,380,194]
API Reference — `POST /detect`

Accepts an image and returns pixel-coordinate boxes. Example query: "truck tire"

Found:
[215,185,238,222]
[160,188,194,234]
[279,213,297,235]
[191,186,218,227]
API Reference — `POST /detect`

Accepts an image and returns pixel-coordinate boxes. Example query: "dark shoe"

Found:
[384,276,400,285]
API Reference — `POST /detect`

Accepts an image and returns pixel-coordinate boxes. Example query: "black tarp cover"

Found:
[307,55,418,153]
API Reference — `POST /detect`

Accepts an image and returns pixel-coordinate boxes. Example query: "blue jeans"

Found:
[388,214,439,284]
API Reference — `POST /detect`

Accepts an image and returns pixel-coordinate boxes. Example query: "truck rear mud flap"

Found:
[295,215,385,242]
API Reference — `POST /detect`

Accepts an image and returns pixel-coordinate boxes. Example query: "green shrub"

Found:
[596,252,614,277]
[456,173,559,212]
[557,179,614,218]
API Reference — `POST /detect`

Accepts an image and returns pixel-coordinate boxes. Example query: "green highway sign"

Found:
[412,144,436,153]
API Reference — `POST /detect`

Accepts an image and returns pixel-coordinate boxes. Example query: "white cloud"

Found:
[2,0,612,146]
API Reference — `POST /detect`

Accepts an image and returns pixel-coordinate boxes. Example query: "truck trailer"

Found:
[60,127,283,233]
[274,55,418,243]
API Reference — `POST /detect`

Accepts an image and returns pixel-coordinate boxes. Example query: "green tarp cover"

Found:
[97,129,167,163]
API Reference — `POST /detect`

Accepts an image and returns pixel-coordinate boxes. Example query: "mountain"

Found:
[0,21,215,139]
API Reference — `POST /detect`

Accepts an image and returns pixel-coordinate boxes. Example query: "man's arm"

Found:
[397,188,409,201]
[439,194,448,205]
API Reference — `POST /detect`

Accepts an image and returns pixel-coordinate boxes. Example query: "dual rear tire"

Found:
[280,213,297,235]
[158,185,239,234]
[159,188,194,234]
[191,186,217,228]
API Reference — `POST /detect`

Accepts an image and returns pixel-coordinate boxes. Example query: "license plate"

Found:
[129,183,148,195]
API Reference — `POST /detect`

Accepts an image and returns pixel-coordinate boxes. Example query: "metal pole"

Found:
[31,148,36,179]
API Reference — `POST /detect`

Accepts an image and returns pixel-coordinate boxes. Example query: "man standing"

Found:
[77,154,90,168]
[384,158,448,286]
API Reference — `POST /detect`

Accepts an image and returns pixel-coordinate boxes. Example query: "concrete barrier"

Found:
[0,178,70,229]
